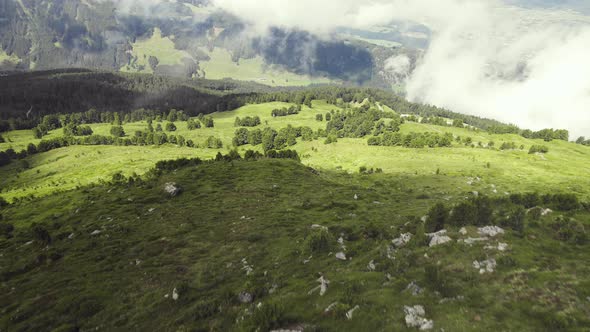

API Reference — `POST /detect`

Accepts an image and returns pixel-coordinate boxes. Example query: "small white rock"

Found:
[172,288,179,301]
[335,252,347,261]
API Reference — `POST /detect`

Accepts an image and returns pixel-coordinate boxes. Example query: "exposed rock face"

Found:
[478,226,505,237]
[393,233,413,248]
[164,182,182,197]
[404,305,433,330]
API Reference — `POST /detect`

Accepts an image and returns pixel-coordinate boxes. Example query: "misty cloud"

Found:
[102,0,590,136]
[214,0,590,137]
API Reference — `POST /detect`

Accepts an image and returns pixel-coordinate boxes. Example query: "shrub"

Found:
[551,193,579,211]
[0,222,14,238]
[31,223,52,245]
[425,203,448,232]
[551,216,587,244]
[449,201,477,227]
[503,205,526,234]
[305,228,333,253]
[244,301,287,331]
[110,126,125,137]
[424,264,460,297]
[529,145,549,154]
[165,122,177,132]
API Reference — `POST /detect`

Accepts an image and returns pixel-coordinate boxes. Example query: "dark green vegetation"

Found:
[1,156,589,331]
[1,71,590,331]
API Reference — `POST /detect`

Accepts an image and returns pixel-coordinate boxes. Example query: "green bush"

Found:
[244,301,287,332]
[425,203,448,232]
[305,228,333,253]
[0,222,14,238]
[551,216,587,244]
[31,223,52,245]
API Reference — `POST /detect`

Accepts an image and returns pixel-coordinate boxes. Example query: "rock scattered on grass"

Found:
[90,230,101,236]
[311,224,328,230]
[426,230,452,247]
[473,259,497,274]
[324,302,338,313]
[404,305,433,330]
[392,233,413,248]
[308,276,330,296]
[172,288,179,301]
[459,227,467,235]
[485,242,508,251]
[163,182,182,197]
[238,291,253,303]
[335,252,347,260]
[405,282,423,296]
[346,305,360,320]
[367,260,376,271]
[459,237,488,245]
[241,258,253,275]
[478,226,505,237]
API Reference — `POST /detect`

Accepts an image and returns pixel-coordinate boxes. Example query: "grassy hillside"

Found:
[2,100,589,203]
[1,158,589,331]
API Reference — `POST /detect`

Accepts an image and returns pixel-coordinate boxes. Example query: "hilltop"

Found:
[0,72,589,331]
[1,156,589,331]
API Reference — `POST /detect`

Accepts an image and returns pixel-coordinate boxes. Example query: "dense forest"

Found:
[0,70,572,143]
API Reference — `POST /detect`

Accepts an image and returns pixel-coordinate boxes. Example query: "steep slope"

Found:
[1,158,589,331]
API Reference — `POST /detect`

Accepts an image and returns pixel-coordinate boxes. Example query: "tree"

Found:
[261,128,277,152]
[156,124,163,132]
[316,114,323,121]
[26,143,37,155]
[233,128,250,146]
[165,122,177,132]
[425,203,448,232]
[0,134,4,143]
[452,119,464,128]
[203,116,214,128]
[110,126,125,137]
[113,112,122,126]
[187,119,201,130]
[204,136,223,149]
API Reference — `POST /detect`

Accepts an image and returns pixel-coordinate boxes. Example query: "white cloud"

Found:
[214,0,590,137]
[102,0,590,137]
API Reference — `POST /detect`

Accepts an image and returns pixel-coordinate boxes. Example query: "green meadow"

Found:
[1,100,590,202]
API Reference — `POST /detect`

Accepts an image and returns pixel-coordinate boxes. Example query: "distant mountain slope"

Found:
[0,0,412,88]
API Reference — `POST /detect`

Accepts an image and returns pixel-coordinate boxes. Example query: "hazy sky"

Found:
[108,0,590,137]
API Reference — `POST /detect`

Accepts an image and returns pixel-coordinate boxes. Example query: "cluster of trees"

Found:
[0,127,231,167]
[528,145,549,154]
[489,125,569,142]
[315,113,333,122]
[271,105,301,117]
[521,128,569,142]
[368,132,453,148]
[187,119,202,130]
[326,105,402,139]
[233,126,314,151]
[28,109,213,139]
[63,123,93,137]
[154,149,300,175]
[575,136,590,146]
[425,192,581,235]
[234,116,261,127]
